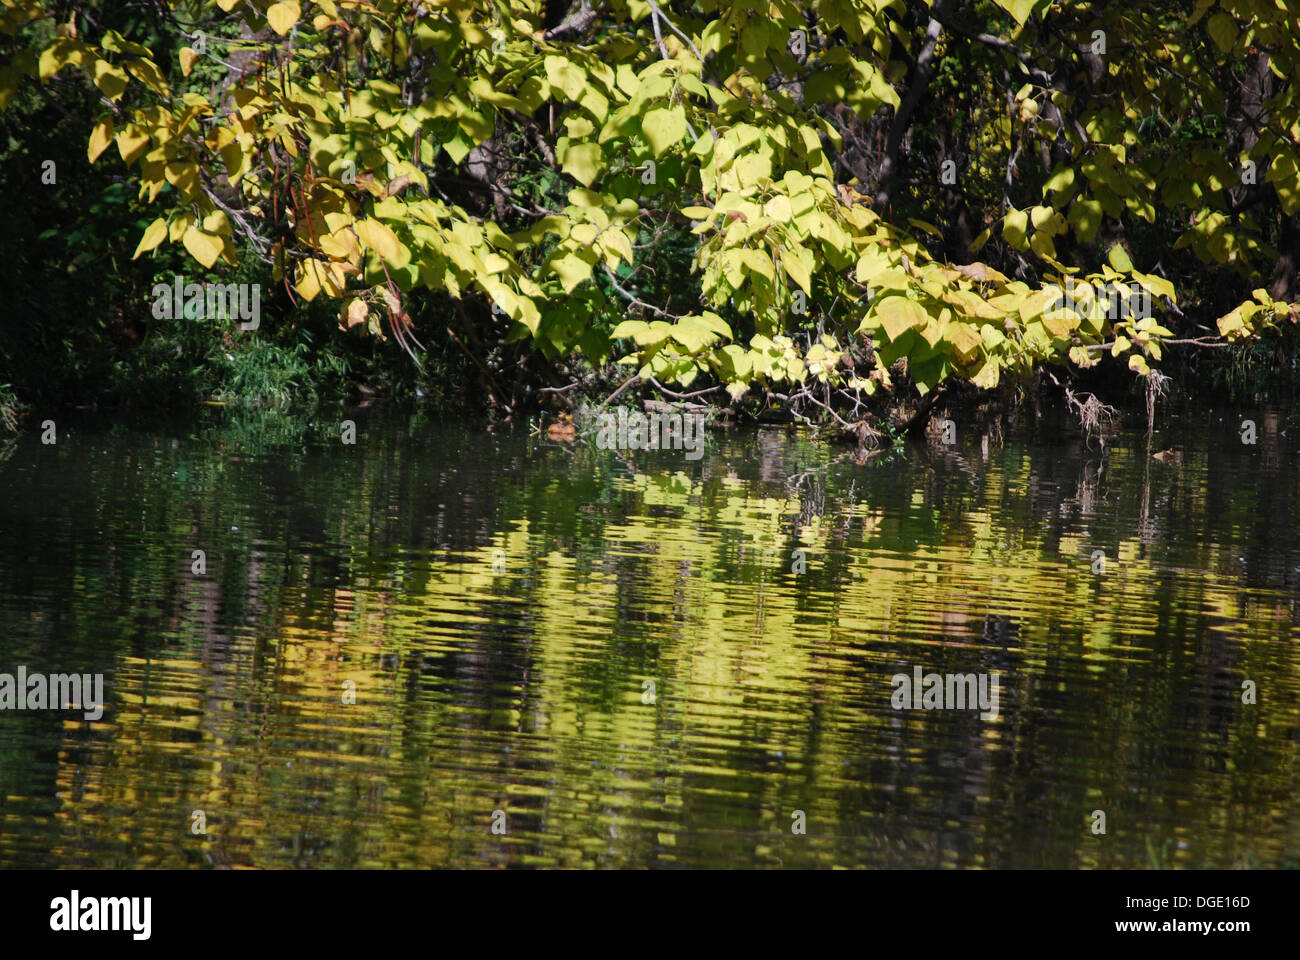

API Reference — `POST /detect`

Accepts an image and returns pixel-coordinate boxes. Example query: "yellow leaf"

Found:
[203,210,231,237]
[92,60,129,100]
[551,251,594,294]
[179,46,199,77]
[88,116,114,163]
[1068,346,1095,368]
[970,357,1000,389]
[599,229,633,265]
[559,141,603,187]
[296,259,346,301]
[125,58,169,96]
[642,105,687,157]
[354,218,401,263]
[946,322,983,363]
[182,226,224,269]
[764,195,792,222]
[875,296,927,341]
[784,246,814,295]
[115,124,150,165]
[220,140,248,185]
[131,218,168,259]
[267,2,301,37]
[319,228,360,262]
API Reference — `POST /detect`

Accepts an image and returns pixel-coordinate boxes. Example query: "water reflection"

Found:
[0,404,1296,868]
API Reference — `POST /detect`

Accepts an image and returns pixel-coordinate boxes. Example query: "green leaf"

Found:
[551,250,596,294]
[1002,208,1029,249]
[611,320,650,340]
[1068,199,1102,242]
[1107,243,1133,273]
[1207,12,1237,55]
[642,105,687,157]
[993,0,1042,26]
[559,141,604,187]
[670,316,717,353]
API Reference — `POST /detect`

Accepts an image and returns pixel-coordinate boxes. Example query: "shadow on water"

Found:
[0,401,1297,868]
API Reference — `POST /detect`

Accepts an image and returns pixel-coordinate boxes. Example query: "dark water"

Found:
[0,403,1297,869]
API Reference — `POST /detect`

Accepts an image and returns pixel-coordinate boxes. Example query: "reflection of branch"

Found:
[446,322,505,408]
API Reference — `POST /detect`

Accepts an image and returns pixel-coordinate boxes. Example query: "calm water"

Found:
[0,403,1297,869]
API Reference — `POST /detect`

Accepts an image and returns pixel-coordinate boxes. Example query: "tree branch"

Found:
[874,0,963,208]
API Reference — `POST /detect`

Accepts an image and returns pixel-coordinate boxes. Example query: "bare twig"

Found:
[648,377,724,400]
[603,265,676,317]
[645,0,707,67]
[602,374,641,406]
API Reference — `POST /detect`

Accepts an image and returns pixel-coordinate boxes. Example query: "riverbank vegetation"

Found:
[3,0,1300,441]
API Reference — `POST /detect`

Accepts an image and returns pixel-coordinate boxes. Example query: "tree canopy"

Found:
[4,0,1299,419]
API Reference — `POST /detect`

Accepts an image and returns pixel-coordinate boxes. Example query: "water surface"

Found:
[1,404,1297,868]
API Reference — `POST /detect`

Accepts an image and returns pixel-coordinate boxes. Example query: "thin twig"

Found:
[648,377,724,400]
[602,374,640,406]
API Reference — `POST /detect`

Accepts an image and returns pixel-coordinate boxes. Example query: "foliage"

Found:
[3,0,1300,418]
